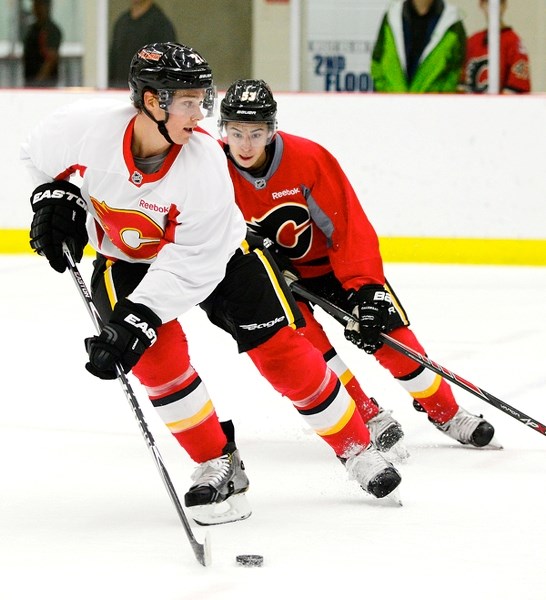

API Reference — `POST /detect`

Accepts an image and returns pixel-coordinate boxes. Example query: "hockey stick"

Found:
[289,279,546,437]
[62,243,211,566]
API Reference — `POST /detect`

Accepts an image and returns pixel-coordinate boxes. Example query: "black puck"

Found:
[236,554,264,567]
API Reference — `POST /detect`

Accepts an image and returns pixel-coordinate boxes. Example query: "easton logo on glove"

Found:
[123,313,158,345]
[31,186,87,211]
[85,298,162,380]
[29,180,89,273]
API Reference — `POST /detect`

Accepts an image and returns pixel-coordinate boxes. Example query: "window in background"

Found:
[0,0,83,87]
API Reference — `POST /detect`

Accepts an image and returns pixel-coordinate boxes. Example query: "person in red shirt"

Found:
[219,79,496,450]
[461,0,531,93]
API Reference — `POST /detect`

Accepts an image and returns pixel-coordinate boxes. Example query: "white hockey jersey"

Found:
[21,98,246,322]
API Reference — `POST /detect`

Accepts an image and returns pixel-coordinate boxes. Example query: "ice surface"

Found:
[2,256,545,599]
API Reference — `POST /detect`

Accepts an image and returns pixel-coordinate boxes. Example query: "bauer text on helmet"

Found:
[219,79,278,138]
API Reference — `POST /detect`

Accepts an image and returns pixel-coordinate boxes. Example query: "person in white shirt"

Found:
[23,42,402,526]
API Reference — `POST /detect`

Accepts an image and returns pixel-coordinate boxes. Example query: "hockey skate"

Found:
[366,401,409,462]
[184,443,251,526]
[341,444,402,503]
[432,407,497,448]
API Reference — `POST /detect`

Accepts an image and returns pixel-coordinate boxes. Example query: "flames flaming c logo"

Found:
[91,198,164,260]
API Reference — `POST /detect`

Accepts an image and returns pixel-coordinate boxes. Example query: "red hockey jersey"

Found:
[222,132,385,291]
[461,27,531,93]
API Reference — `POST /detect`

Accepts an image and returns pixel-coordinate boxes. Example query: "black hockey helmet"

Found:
[218,79,278,136]
[129,42,215,116]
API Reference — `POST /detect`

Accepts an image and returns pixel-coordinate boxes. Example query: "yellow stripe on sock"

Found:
[166,399,215,434]
[338,369,353,387]
[410,372,442,399]
[317,401,356,437]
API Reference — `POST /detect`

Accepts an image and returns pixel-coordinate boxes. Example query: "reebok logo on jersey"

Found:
[139,199,169,213]
[271,187,300,200]
[239,316,286,331]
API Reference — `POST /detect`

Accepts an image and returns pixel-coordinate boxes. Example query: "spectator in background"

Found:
[108,0,177,88]
[460,0,531,93]
[371,0,466,92]
[23,0,62,87]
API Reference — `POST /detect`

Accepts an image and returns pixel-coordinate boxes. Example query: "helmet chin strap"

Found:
[143,106,175,145]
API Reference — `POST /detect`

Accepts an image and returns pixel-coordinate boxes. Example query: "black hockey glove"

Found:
[344,284,392,354]
[29,180,88,273]
[85,299,162,380]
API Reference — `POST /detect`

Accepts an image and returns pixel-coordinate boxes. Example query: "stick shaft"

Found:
[290,280,546,437]
[62,244,210,565]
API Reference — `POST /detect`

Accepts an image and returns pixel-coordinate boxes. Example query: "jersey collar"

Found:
[123,116,182,187]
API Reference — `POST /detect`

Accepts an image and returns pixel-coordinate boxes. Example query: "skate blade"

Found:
[461,435,503,450]
[189,493,252,526]
[382,487,403,507]
[485,436,503,450]
[384,441,410,464]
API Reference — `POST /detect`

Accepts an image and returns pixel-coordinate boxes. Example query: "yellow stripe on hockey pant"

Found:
[253,248,297,329]
[384,280,409,326]
[104,260,118,309]
[165,399,216,434]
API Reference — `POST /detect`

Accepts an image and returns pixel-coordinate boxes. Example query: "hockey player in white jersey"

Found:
[23,42,402,525]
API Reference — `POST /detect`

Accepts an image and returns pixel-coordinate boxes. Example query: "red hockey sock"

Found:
[133,320,227,463]
[344,375,379,422]
[172,416,227,464]
[248,327,371,456]
[320,401,371,456]
[374,326,459,423]
[412,379,459,424]
[297,302,379,422]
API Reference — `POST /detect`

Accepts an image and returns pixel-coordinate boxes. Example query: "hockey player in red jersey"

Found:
[460,0,531,93]
[218,78,496,450]
[23,43,402,525]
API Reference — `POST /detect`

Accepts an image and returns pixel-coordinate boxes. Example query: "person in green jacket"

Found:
[371,0,466,92]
